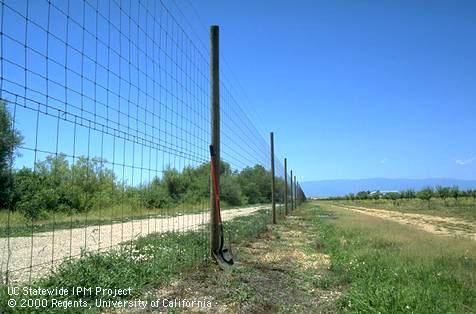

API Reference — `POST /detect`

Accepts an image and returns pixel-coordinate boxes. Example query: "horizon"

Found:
[301,177,476,197]
[302,177,476,183]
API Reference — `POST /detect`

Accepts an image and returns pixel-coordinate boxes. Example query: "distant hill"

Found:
[301,178,476,197]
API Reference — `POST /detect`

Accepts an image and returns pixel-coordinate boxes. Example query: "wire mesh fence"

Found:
[0,0,303,285]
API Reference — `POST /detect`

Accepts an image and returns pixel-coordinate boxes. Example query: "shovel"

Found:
[209,145,234,267]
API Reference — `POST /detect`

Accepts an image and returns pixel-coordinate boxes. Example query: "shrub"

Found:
[0,100,23,208]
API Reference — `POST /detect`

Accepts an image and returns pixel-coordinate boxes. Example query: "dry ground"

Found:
[331,204,476,241]
[124,213,340,313]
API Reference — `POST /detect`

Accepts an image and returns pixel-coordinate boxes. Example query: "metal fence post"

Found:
[298,183,301,205]
[294,176,297,207]
[296,180,298,206]
[290,170,294,211]
[284,158,288,215]
[297,181,300,206]
[210,25,220,257]
[270,132,276,224]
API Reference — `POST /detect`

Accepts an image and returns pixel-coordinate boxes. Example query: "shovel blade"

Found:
[213,250,234,270]
[221,249,234,265]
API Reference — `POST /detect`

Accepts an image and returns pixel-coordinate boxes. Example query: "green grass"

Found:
[330,197,476,221]
[128,203,336,312]
[0,208,271,313]
[310,201,476,313]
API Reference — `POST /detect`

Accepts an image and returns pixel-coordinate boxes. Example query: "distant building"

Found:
[369,190,399,195]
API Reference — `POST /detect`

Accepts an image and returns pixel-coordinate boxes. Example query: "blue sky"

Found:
[174,0,476,181]
[1,0,475,184]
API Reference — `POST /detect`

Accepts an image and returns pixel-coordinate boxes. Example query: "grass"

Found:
[0,202,271,237]
[135,204,338,313]
[312,201,476,313]
[0,207,272,313]
[330,197,476,221]
[5,200,470,313]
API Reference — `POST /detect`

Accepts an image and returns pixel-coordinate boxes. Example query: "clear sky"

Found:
[174,0,476,181]
[1,0,475,184]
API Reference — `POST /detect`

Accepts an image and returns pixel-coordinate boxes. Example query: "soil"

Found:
[116,214,340,313]
[333,204,476,241]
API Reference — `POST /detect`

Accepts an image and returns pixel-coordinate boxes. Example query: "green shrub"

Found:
[3,150,278,220]
[0,100,23,208]
[142,178,172,209]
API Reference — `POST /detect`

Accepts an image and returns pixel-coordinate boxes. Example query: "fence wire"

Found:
[0,0,299,285]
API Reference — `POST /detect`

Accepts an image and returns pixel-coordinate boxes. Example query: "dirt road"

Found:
[0,205,269,284]
[331,204,476,241]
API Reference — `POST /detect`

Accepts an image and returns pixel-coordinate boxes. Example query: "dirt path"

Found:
[117,213,339,313]
[0,205,269,284]
[332,204,476,241]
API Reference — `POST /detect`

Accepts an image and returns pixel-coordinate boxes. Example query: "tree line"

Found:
[330,186,476,208]
[1,101,286,220]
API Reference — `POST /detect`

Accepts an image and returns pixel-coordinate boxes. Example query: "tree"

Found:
[448,186,460,206]
[386,192,400,206]
[220,175,243,206]
[162,167,188,201]
[0,100,23,208]
[401,189,416,199]
[237,165,271,204]
[356,191,369,200]
[142,177,172,209]
[470,189,476,208]
[12,168,45,219]
[417,187,433,209]
[436,186,450,206]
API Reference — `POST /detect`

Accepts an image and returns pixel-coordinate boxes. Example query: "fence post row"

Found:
[209,25,306,257]
[210,25,220,257]
[284,158,288,215]
[270,132,276,224]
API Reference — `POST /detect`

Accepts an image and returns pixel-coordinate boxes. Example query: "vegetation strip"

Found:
[134,205,340,313]
[314,201,476,313]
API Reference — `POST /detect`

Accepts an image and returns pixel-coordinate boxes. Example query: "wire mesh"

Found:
[0,0,294,285]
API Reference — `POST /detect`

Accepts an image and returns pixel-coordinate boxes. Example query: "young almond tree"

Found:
[402,189,416,199]
[436,186,450,207]
[386,192,400,207]
[449,186,460,206]
[417,187,433,209]
[471,189,476,208]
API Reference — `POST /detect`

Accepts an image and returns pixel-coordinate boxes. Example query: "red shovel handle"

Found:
[210,145,222,223]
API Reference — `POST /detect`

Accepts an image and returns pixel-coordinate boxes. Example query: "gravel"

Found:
[0,205,269,284]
